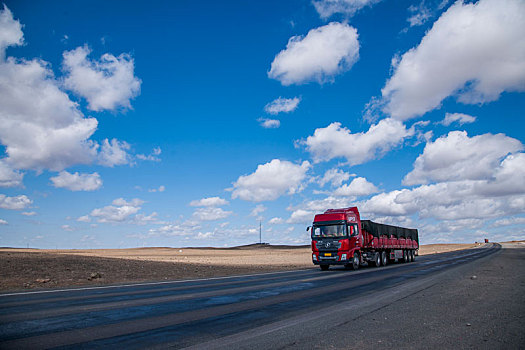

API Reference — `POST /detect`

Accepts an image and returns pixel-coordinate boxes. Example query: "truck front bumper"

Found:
[312,252,349,265]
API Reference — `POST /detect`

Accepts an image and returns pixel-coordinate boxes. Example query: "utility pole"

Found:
[259,220,262,244]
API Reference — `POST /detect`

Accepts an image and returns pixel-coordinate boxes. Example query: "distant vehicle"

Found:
[485,238,489,243]
[308,207,419,271]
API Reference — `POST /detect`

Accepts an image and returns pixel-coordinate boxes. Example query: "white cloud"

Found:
[0,55,98,172]
[0,194,32,210]
[61,224,74,232]
[382,0,525,119]
[268,217,284,225]
[231,159,311,202]
[148,185,165,193]
[0,8,135,174]
[440,112,476,126]
[50,171,102,191]
[407,1,432,27]
[250,204,267,217]
[287,209,315,224]
[77,215,91,223]
[190,197,229,207]
[0,218,7,225]
[62,45,141,111]
[0,5,23,61]
[312,0,382,19]
[0,160,23,187]
[258,118,280,129]
[333,176,379,196]
[192,207,232,221]
[264,97,301,115]
[21,211,36,216]
[492,216,525,227]
[303,118,413,164]
[98,138,131,167]
[403,131,523,185]
[89,198,144,223]
[268,22,359,86]
[318,168,352,187]
[137,147,161,162]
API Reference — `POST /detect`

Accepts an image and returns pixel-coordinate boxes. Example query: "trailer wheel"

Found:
[320,264,329,271]
[350,253,360,270]
[371,252,381,267]
[381,251,388,266]
[402,250,408,263]
[411,250,415,262]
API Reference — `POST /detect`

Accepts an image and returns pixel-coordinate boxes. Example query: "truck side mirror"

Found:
[306,226,311,232]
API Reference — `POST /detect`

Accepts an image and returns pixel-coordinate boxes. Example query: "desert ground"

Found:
[0,243,489,292]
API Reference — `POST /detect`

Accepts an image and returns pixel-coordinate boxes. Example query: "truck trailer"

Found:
[309,207,419,270]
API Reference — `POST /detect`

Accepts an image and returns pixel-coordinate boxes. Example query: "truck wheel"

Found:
[320,264,329,271]
[351,253,360,270]
[411,250,415,262]
[372,252,381,267]
[403,250,408,263]
[381,251,388,266]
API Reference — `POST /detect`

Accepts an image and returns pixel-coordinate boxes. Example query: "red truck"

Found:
[309,207,419,271]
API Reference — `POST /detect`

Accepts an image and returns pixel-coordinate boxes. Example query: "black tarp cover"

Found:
[361,220,419,243]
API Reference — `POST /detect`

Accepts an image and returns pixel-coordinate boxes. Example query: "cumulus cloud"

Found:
[50,171,102,191]
[406,1,432,27]
[403,131,523,185]
[62,45,141,111]
[148,185,165,193]
[0,5,23,61]
[318,168,352,187]
[21,211,36,216]
[268,217,284,225]
[264,97,301,115]
[0,7,134,175]
[268,22,359,85]
[0,218,7,225]
[440,112,476,126]
[258,118,280,129]
[137,147,161,162]
[231,159,311,202]
[250,204,267,217]
[333,177,379,196]
[192,207,233,221]
[303,118,413,165]
[0,160,23,187]
[0,194,32,210]
[312,0,382,19]
[89,198,145,223]
[190,197,229,207]
[97,139,131,167]
[382,0,525,119]
[287,195,355,224]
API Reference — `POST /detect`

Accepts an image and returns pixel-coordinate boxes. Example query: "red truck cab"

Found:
[310,207,362,270]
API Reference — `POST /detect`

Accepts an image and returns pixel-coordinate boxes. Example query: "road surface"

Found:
[1,243,523,349]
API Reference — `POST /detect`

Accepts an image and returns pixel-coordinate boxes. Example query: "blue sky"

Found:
[1,0,524,248]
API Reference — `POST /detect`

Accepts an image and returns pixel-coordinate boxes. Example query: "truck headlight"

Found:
[341,254,347,260]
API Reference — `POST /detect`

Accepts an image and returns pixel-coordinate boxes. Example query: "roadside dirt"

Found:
[0,243,481,292]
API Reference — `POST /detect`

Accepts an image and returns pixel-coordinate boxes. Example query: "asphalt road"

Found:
[0,243,522,349]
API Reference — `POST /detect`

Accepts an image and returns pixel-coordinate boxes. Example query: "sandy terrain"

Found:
[0,243,483,292]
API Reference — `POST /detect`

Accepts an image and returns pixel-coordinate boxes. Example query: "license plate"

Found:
[324,253,331,257]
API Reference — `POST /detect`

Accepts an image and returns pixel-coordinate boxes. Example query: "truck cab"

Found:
[310,207,362,270]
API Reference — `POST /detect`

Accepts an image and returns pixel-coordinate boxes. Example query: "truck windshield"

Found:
[312,224,346,238]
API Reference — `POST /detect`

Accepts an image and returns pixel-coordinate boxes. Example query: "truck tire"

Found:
[350,253,360,270]
[371,252,381,267]
[411,250,415,262]
[320,264,329,271]
[381,251,388,266]
[402,250,408,263]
